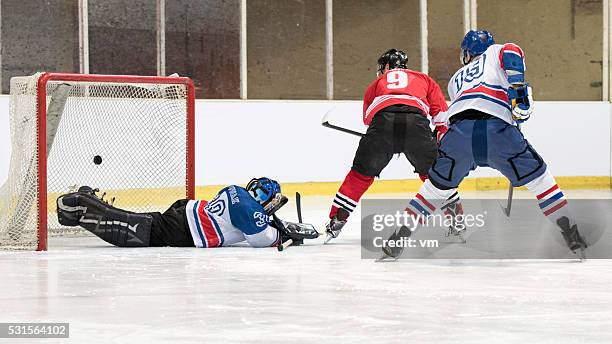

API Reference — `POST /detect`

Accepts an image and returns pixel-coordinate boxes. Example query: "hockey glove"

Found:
[508,84,533,123]
[272,215,319,246]
[432,125,448,143]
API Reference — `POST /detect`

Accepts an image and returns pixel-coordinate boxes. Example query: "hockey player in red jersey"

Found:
[325,49,464,243]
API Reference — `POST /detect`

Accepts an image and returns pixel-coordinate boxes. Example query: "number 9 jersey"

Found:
[362,68,448,126]
[447,43,526,124]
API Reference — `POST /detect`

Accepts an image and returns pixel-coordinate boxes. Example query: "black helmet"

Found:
[377,49,408,76]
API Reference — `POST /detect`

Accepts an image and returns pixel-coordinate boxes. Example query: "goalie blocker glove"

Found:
[57,186,153,247]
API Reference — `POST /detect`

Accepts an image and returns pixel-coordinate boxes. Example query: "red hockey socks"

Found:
[329,169,374,219]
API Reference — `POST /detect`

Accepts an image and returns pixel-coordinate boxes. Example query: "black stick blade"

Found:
[296,192,303,224]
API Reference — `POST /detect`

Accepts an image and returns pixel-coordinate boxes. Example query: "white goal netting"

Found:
[0,73,194,250]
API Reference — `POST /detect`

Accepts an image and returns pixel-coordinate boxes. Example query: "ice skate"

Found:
[376,226,411,262]
[556,216,587,261]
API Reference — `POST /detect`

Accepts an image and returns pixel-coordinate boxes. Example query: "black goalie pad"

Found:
[56,188,153,247]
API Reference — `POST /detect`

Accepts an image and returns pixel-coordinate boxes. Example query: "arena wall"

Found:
[0,97,610,193]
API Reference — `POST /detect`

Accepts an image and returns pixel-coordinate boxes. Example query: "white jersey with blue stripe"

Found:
[184,185,280,248]
[447,43,524,124]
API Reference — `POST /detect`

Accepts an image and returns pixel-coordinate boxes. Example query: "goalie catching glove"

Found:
[508,84,533,123]
[272,215,319,247]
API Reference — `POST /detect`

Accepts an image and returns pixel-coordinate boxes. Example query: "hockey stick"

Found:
[320,106,365,138]
[500,123,521,217]
[501,182,514,217]
[277,238,293,251]
[322,121,365,138]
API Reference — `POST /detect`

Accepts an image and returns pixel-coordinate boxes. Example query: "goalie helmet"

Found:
[377,49,408,76]
[246,177,281,207]
[460,30,494,65]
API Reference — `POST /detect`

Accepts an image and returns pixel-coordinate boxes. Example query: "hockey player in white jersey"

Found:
[381,30,587,259]
[55,177,318,248]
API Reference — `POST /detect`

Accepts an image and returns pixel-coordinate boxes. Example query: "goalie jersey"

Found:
[184,185,280,248]
[447,43,526,124]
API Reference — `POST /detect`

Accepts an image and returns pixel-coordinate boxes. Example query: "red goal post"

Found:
[0,72,196,251]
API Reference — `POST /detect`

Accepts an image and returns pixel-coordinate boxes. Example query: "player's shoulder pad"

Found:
[227,185,270,235]
[498,43,525,84]
[501,43,524,57]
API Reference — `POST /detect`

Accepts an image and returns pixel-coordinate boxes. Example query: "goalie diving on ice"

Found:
[56,177,319,249]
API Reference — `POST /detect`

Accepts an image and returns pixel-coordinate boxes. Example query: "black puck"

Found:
[93,155,102,165]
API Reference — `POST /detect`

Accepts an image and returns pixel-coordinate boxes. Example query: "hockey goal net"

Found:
[0,73,195,251]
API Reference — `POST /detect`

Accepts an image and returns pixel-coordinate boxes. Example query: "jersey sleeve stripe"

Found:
[187,201,206,247]
[209,214,225,246]
[197,201,221,247]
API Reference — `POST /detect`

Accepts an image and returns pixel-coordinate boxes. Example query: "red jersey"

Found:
[362,68,448,126]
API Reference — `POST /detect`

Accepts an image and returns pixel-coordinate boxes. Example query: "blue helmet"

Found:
[460,30,494,65]
[246,177,281,206]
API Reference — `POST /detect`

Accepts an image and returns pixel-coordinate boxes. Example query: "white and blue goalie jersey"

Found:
[185,185,280,248]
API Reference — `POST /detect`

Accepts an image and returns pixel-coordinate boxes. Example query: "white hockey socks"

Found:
[524,169,573,226]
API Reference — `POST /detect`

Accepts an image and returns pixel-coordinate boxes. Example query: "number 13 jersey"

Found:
[447,43,525,124]
[362,68,448,126]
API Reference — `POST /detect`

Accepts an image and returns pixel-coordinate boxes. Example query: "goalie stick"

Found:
[278,192,312,252]
[278,192,302,251]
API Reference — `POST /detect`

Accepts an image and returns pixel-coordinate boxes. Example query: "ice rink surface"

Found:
[2,189,612,343]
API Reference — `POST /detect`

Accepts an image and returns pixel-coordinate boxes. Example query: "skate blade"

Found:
[443,233,466,244]
[375,255,398,263]
[324,234,333,244]
[375,251,399,263]
[571,245,587,262]
[579,247,587,262]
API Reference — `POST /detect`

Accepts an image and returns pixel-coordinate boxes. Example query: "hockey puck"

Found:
[93,155,102,165]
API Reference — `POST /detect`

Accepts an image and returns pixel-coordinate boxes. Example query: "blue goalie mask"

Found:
[460,30,494,65]
[246,177,281,207]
